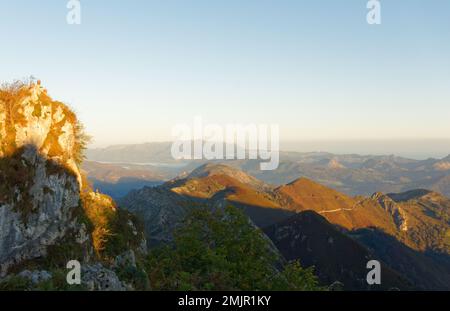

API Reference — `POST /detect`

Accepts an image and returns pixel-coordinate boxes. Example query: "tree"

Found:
[146,205,322,291]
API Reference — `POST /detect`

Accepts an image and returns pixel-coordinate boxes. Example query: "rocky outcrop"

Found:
[17,270,52,284]
[82,264,126,291]
[0,81,145,288]
[0,81,93,276]
[186,163,268,190]
[0,146,92,277]
[0,81,83,184]
[433,161,450,171]
[327,158,345,169]
[371,192,408,231]
[120,185,193,246]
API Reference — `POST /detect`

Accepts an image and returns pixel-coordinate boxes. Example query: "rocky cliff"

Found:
[0,80,146,289]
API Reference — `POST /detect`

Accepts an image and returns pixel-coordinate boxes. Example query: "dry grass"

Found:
[0,79,90,165]
[0,80,31,155]
[80,189,116,255]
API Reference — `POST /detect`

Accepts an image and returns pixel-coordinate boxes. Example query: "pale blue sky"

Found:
[1,0,449,148]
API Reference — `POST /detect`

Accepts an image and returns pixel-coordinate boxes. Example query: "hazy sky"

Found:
[1,0,450,149]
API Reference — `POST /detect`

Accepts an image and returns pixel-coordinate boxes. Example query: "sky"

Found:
[1,0,450,155]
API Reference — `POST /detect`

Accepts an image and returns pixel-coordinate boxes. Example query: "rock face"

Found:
[120,185,195,246]
[17,270,52,284]
[0,81,145,288]
[82,264,126,291]
[433,161,450,171]
[0,146,91,277]
[0,82,91,276]
[0,81,83,184]
[327,158,345,169]
[371,192,408,231]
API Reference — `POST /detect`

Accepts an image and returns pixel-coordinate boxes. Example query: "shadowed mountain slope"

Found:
[120,163,450,289]
[264,211,412,290]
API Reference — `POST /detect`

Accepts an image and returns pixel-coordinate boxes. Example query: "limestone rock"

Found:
[0,146,90,277]
[82,264,126,291]
[0,81,148,290]
[0,82,92,276]
[17,270,52,284]
[113,250,137,270]
[371,192,408,231]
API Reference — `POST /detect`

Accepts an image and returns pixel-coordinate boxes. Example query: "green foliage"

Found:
[43,233,88,268]
[102,209,146,259]
[115,264,150,290]
[0,270,87,291]
[80,189,145,259]
[0,275,31,291]
[32,270,87,291]
[145,206,322,291]
[73,121,91,165]
[272,261,323,291]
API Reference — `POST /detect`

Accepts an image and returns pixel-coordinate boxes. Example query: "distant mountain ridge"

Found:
[81,160,167,199]
[86,142,177,164]
[85,143,450,198]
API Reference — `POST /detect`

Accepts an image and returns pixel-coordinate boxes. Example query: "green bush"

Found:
[145,205,322,291]
[115,264,150,290]
[0,276,31,291]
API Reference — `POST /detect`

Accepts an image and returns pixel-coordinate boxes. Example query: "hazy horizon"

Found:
[87,138,450,161]
[2,1,450,151]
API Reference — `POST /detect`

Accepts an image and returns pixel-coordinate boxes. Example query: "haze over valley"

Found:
[84,142,450,200]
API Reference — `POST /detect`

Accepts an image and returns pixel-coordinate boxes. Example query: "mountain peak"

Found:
[186,163,264,188]
[276,177,356,214]
[433,162,450,171]
[188,163,242,177]
[387,189,433,202]
[0,80,86,184]
[285,176,335,190]
[327,158,345,169]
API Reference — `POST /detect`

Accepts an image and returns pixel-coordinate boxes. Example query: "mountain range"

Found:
[85,143,450,199]
[120,163,450,290]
